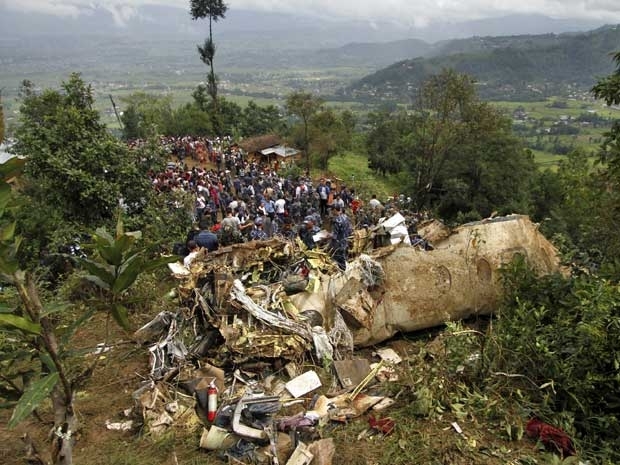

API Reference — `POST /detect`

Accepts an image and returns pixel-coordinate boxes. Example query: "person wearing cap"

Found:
[250,216,268,241]
[299,218,317,250]
[330,204,352,270]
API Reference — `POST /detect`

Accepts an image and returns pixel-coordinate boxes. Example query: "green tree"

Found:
[165,103,213,137]
[0,89,5,145]
[285,91,323,172]
[75,217,178,329]
[366,110,404,176]
[120,92,173,140]
[368,70,534,218]
[12,75,154,261]
[309,109,353,170]
[190,0,228,115]
[592,51,620,200]
[0,160,174,465]
[217,97,243,137]
[240,100,285,137]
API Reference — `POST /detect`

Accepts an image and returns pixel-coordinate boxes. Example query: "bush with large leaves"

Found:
[75,217,177,329]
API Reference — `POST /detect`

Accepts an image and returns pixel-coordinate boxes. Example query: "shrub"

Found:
[484,258,620,462]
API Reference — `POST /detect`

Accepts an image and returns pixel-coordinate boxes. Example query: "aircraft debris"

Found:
[118,214,563,463]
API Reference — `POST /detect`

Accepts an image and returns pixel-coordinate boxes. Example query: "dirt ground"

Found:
[0,314,543,465]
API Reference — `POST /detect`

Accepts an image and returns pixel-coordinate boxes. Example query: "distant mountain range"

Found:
[1,3,617,104]
[0,4,608,46]
[344,25,620,102]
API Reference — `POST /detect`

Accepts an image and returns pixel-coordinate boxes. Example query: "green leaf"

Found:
[75,257,115,289]
[94,227,114,245]
[0,304,14,314]
[0,183,11,214]
[0,157,25,180]
[0,314,41,335]
[111,253,142,294]
[115,215,124,238]
[111,303,130,330]
[0,221,16,242]
[98,244,123,267]
[139,254,178,274]
[124,231,142,241]
[0,248,19,275]
[41,302,71,318]
[8,372,59,429]
[39,353,57,373]
[112,254,176,295]
[111,234,137,259]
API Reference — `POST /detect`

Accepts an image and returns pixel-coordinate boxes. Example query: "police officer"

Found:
[330,204,352,270]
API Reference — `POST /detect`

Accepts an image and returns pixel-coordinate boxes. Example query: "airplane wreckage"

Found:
[122,214,563,462]
[155,214,562,355]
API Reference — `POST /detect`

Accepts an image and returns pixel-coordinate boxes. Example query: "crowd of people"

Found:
[137,135,427,270]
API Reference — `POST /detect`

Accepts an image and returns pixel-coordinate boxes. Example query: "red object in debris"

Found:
[207,381,218,422]
[526,418,576,456]
[368,415,395,435]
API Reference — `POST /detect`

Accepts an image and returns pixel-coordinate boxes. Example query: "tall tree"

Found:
[120,92,173,140]
[364,70,534,219]
[190,0,228,118]
[240,100,285,137]
[309,109,354,170]
[285,91,323,172]
[592,51,620,185]
[588,50,620,274]
[0,88,5,145]
[366,110,404,176]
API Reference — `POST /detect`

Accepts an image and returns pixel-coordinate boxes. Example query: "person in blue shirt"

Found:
[330,204,352,270]
[250,217,268,241]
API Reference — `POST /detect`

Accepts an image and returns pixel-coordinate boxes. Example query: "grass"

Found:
[491,98,620,120]
[323,150,404,200]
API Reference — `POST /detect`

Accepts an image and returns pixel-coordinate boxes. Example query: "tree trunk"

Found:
[14,273,78,465]
[51,387,77,465]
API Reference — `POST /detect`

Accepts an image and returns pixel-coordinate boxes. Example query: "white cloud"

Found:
[4,0,620,24]
[5,0,84,17]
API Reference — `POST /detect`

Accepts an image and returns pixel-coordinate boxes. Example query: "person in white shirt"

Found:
[368,194,383,210]
[183,240,202,268]
[274,194,287,221]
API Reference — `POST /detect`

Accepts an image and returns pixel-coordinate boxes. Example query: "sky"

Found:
[4,0,620,28]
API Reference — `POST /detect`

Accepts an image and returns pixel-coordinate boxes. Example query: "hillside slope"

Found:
[344,25,620,101]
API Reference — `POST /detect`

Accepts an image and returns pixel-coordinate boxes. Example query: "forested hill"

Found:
[312,39,433,68]
[342,25,620,102]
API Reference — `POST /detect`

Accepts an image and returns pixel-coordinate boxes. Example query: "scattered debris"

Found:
[451,421,463,434]
[368,415,396,435]
[104,420,134,431]
[526,418,576,457]
[285,370,322,398]
[333,358,371,389]
[113,215,564,463]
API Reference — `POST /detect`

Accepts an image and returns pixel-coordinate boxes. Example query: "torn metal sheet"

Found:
[164,215,562,364]
[287,215,563,347]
